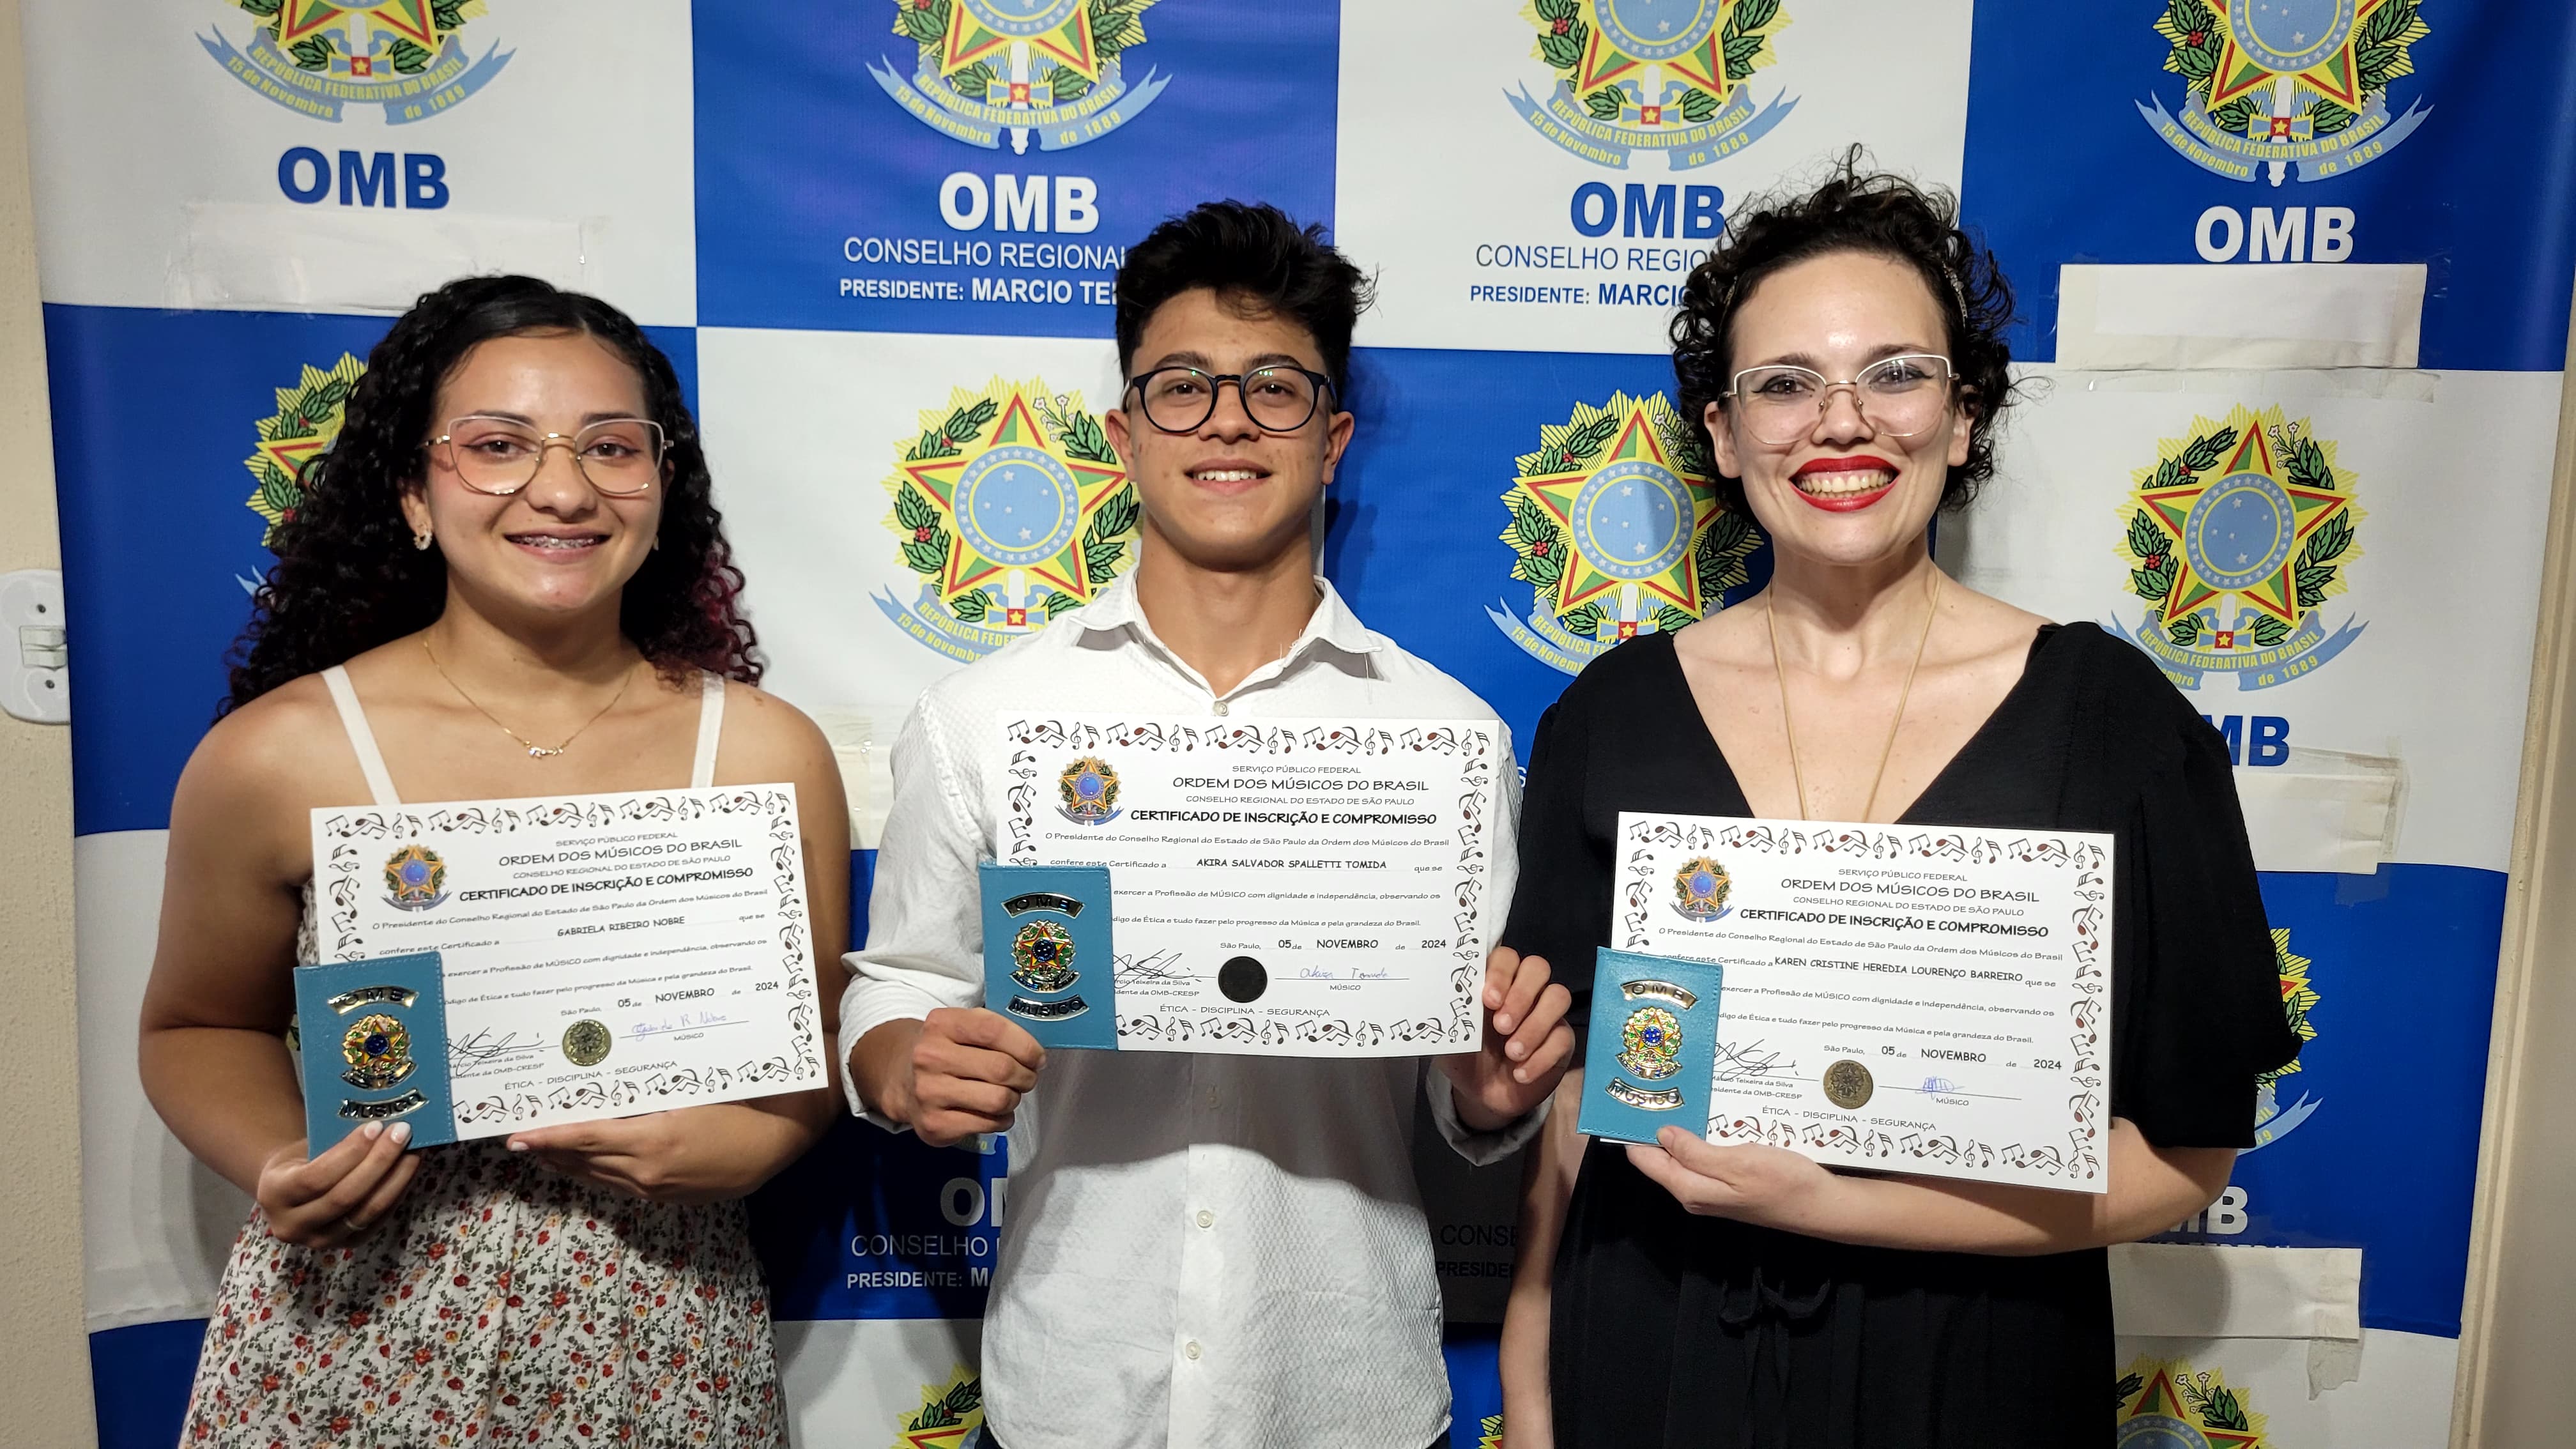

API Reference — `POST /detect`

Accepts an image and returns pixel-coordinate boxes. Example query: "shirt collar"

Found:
[1080,569,1383,661]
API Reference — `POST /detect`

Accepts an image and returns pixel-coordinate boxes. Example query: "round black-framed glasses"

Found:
[1124,365,1336,435]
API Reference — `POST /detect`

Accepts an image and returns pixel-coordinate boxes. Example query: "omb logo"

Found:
[2138,0,2432,186]
[2113,404,2365,691]
[2115,1357,2271,1449]
[1508,0,1797,170]
[201,1,512,124]
[238,353,365,546]
[2248,928,2323,1151]
[1490,391,1762,674]
[876,378,1140,662]
[873,0,1168,154]
[891,1366,986,1448]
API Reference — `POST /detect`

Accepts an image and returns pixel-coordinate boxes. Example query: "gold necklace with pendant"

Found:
[421,635,636,759]
[1767,568,1940,822]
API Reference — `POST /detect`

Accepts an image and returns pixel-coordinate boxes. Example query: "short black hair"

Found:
[1114,201,1373,399]
[1671,151,2018,514]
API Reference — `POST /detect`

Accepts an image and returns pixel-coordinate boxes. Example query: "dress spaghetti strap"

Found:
[320,664,401,807]
[691,671,725,788]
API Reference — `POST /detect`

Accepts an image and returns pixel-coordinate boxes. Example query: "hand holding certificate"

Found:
[299,784,827,1151]
[1609,811,2113,1192]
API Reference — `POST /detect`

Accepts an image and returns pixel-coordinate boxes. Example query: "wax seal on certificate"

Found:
[1822,1059,1875,1110]
[1218,954,1269,1004]
[1011,919,1079,993]
[382,843,449,912]
[340,1013,415,1091]
[562,1019,613,1067]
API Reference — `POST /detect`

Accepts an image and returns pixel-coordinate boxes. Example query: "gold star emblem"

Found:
[1515,397,1721,618]
[939,1,1103,83]
[894,387,1128,610]
[2202,0,2394,112]
[275,0,440,49]
[2130,413,2354,631]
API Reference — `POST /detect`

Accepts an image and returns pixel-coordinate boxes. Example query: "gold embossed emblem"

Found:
[562,1018,613,1067]
[1821,1058,1874,1110]
[340,1012,415,1091]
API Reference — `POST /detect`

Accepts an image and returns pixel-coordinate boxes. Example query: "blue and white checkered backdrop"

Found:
[30,3,2575,1444]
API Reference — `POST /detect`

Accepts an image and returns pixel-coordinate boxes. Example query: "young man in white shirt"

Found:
[843,201,1575,1449]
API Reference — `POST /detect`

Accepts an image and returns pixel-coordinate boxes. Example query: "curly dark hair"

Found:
[1671,153,2017,514]
[222,275,760,712]
[1116,200,1374,398]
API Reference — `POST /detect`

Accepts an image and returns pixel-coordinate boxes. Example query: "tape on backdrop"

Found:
[2237,745,2407,875]
[171,202,595,313]
[2109,1242,2362,1341]
[2058,264,2426,372]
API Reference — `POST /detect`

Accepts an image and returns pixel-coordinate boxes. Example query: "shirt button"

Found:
[1195,1209,1215,1229]
[1205,1090,1222,1110]
[1213,700,1230,716]
[1183,1340,1202,1361]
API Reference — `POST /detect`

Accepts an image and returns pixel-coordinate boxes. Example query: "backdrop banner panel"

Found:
[26,2,2576,1445]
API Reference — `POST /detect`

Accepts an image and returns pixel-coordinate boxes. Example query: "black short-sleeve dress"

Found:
[1505,624,2301,1449]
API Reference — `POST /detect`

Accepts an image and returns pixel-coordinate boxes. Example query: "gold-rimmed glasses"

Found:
[1721,354,1956,446]
[430,415,667,496]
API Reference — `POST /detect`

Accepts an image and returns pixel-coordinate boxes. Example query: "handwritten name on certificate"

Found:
[1615,812,2113,1192]
[998,714,1503,1055]
[310,786,827,1137]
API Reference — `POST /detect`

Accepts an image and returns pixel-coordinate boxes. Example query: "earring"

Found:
[413,530,434,551]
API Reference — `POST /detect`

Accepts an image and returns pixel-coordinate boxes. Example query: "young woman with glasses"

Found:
[1493,165,2301,1447]
[141,275,849,1445]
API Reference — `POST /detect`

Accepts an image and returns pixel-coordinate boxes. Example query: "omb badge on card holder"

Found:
[980,863,1117,1050]
[293,952,456,1153]
[1577,948,1724,1146]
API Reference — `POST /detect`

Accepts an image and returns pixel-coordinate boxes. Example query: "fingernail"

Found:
[1513,1068,1528,1084]
[507,1139,528,1153]
[387,1122,411,1145]
[362,1123,383,1140]
[1496,1015,1515,1032]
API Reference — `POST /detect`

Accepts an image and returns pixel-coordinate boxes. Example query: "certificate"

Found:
[303,785,827,1144]
[1614,811,2113,1192]
[995,712,1503,1055]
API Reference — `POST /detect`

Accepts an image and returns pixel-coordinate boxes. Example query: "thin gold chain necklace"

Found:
[420,635,636,759]
[1767,569,1941,822]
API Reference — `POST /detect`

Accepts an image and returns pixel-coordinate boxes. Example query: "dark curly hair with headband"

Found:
[222,275,760,712]
[1671,151,2018,515]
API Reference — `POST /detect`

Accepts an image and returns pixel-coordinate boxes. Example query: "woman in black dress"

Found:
[1491,167,2302,1448]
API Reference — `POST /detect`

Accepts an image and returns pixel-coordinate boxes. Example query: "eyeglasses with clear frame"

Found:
[1125,365,1336,435]
[429,415,668,496]
[1721,354,1957,447]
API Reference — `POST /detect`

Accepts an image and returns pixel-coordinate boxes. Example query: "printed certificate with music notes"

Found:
[302,785,827,1146]
[1614,811,2115,1193]
[991,713,1505,1056]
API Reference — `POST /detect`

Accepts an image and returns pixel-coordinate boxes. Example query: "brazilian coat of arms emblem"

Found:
[201,1,514,125]
[2138,0,2434,187]
[877,379,1140,661]
[890,1366,985,1448]
[2115,1356,2273,1448]
[873,0,1167,155]
[2250,928,2322,1151]
[1671,855,1732,921]
[381,843,448,911]
[1057,756,1121,825]
[239,354,365,546]
[1508,0,1797,170]
[339,1011,415,1090]
[1491,391,1763,675]
[2113,404,2365,691]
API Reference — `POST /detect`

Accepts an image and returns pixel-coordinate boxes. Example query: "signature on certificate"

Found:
[1713,1039,1796,1083]
[1115,949,1192,985]
[632,1008,739,1039]
[448,1027,542,1066]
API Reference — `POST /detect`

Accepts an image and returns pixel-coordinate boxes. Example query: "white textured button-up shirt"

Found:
[841,572,1531,1449]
